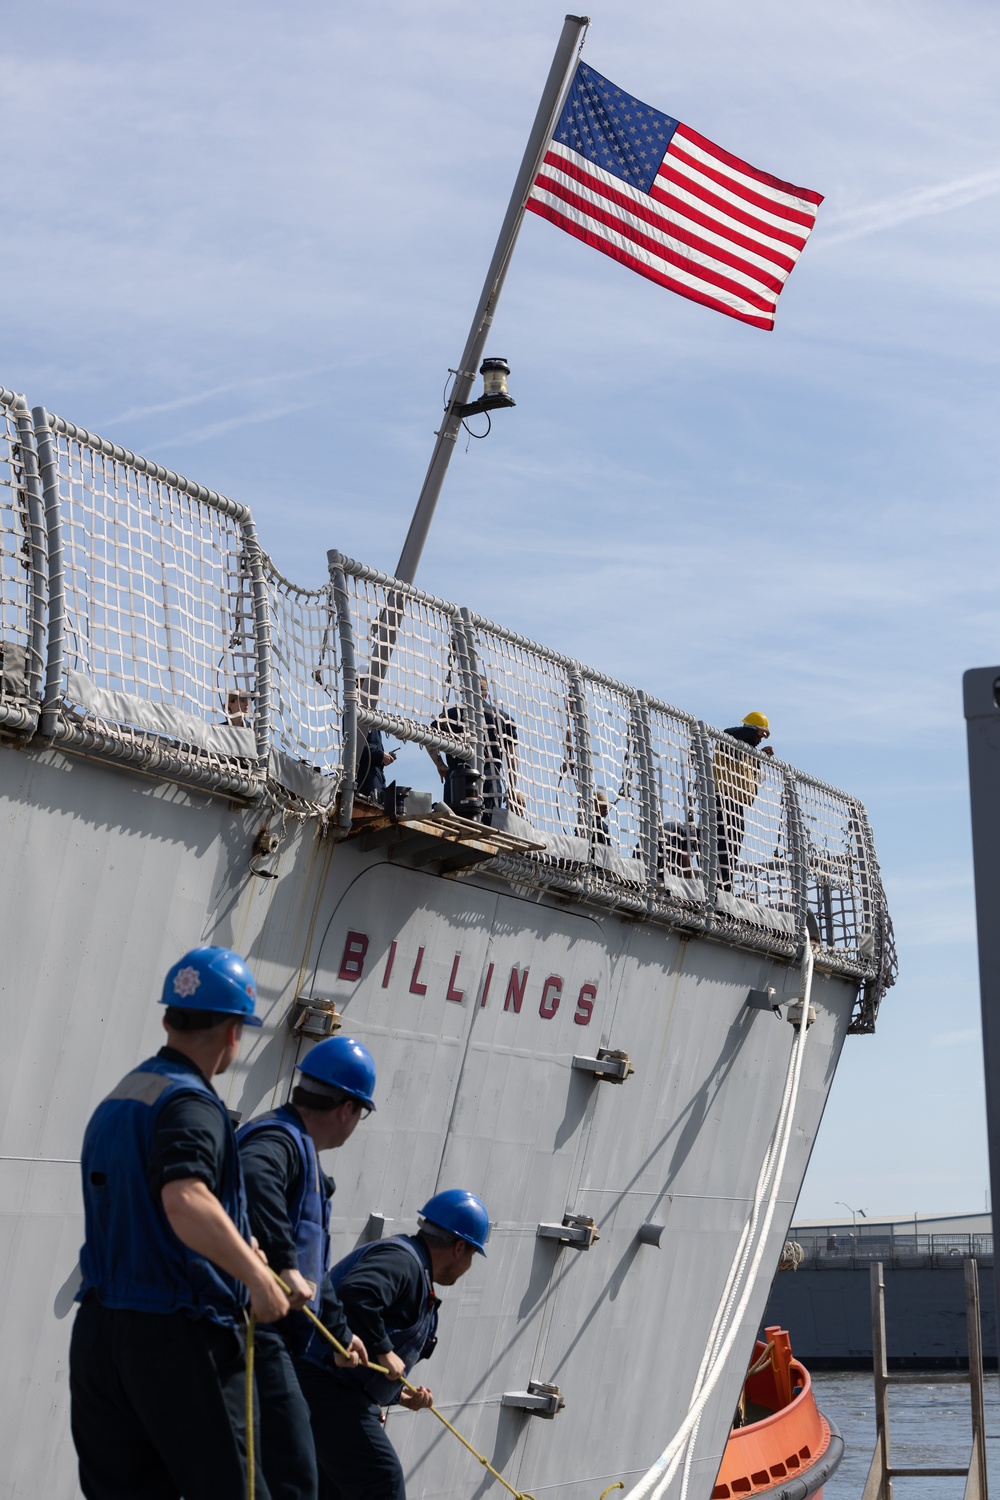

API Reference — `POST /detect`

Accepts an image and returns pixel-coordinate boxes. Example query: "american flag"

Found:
[526,63,822,331]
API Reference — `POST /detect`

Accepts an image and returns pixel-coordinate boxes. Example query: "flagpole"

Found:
[394,13,590,584]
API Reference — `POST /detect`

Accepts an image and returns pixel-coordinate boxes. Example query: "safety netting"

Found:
[646,701,706,910]
[263,563,342,800]
[466,618,585,862]
[794,776,889,977]
[4,391,896,1010]
[340,566,470,759]
[706,728,797,942]
[580,675,647,897]
[42,420,259,784]
[0,396,38,724]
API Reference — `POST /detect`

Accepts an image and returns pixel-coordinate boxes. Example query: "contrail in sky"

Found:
[818,167,1000,246]
[101,367,334,426]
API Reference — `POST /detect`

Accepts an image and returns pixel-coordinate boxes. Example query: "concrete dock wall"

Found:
[764,1263,998,1368]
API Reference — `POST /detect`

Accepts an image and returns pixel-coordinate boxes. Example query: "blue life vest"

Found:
[303,1236,439,1406]
[77,1054,251,1326]
[237,1105,330,1314]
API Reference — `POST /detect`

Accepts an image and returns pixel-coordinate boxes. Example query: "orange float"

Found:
[711,1326,844,1499]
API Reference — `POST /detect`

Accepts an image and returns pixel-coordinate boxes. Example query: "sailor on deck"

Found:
[714,710,774,891]
[293,1189,491,1500]
[237,1037,377,1500]
[69,946,290,1500]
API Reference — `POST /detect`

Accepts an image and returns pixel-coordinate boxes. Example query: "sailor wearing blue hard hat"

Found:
[292,1187,490,1500]
[69,946,289,1500]
[237,1037,378,1500]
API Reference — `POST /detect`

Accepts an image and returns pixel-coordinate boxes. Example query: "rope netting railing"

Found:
[334,555,471,761]
[33,411,262,793]
[794,773,896,1031]
[704,728,798,944]
[578,674,647,900]
[262,561,342,803]
[0,391,895,1007]
[0,391,44,731]
[465,617,585,861]
[645,700,706,910]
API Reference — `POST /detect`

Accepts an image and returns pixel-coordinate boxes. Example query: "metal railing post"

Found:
[240,517,271,785]
[568,667,595,861]
[458,607,485,787]
[634,692,660,910]
[965,1257,988,1500]
[785,774,810,957]
[328,552,358,830]
[31,408,65,738]
[9,397,47,717]
[862,1260,891,1500]
[695,721,719,916]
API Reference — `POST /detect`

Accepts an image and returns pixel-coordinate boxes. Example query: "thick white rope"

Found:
[624,935,816,1500]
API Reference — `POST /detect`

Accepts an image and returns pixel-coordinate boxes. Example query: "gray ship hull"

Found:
[0,387,894,1499]
[2,743,853,1500]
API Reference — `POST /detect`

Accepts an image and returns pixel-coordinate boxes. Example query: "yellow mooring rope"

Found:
[253,1271,540,1500]
[244,1271,627,1500]
[246,1312,257,1500]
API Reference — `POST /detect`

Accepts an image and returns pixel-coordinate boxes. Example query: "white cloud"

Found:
[932,1028,981,1049]
[818,168,1000,247]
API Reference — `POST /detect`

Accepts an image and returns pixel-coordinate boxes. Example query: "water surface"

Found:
[811,1370,1000,1498]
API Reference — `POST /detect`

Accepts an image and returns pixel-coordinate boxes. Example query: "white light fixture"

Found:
[479,357,511,399]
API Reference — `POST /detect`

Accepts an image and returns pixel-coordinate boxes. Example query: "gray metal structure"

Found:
[764,1258,997,1368]
[0,387,896,1498]
[860,1259,988,1499]
[394,14,589,583]
[964,667,1000,1340]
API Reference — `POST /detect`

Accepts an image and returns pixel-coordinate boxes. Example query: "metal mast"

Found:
[394,13,590,584]
[963,664,1000,1327]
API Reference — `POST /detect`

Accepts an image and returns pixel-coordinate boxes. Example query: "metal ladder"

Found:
[862,1258,989,1499]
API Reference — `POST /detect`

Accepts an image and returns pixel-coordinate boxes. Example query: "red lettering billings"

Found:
[334,931,595,1025]
[446,954,464,1004]
[504,967,528,1013]
[338,930,369,981]
[539,975,562,1019]
[409,947,428,997]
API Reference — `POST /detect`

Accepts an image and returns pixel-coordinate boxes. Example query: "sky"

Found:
[2,0,999,1220]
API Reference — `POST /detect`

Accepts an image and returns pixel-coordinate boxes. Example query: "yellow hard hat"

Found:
[742,711,770,734]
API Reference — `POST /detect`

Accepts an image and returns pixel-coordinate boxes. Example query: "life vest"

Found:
[303,1235,439,1406]
[77,1054,250,1326]
[237,1105,330,1314]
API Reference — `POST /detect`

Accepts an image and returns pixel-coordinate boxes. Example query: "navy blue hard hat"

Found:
[297,1036,377,1112]
[419,1189,490,1256]
[160,947,262,1027]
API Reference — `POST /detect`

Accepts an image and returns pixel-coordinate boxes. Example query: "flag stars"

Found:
[553,63,679,191]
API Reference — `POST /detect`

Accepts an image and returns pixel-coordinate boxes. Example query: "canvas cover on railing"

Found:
[0,387,896,1023]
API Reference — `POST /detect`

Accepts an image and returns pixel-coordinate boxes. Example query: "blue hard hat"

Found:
[297,1036,377,1112]
[419,1189,491,1256]
[160,947,262,1027]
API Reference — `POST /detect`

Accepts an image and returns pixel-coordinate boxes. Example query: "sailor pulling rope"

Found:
[245,1275,539,1500]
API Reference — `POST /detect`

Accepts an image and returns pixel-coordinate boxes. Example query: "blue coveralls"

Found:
[69,1052,267,1500]
[238,1105,334,1500]
[294,1236,440,1500]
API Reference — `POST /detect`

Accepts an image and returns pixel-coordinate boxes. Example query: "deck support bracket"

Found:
[501,1381,565,1419]
[571,1049,634,1083]
[536,1213,599,1250]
